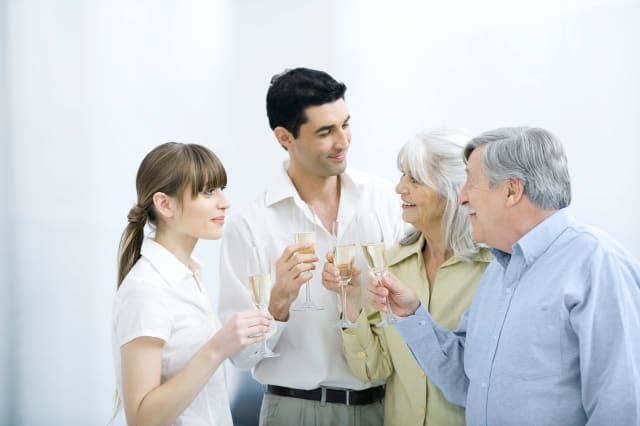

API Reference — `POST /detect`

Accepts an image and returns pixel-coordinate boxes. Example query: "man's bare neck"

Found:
[288,170,341,233]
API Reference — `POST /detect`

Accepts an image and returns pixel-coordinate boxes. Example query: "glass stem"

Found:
[340,282,348,320]
[385,299,395,318]
[305,281,311,304]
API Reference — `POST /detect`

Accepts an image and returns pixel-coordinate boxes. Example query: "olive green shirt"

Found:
[342,236,492,425]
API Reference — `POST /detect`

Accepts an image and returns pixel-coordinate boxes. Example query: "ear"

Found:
[505,178,525,206]
[152,192,177,219]
[274,126,294,150]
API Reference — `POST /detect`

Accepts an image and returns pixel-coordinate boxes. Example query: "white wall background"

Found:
[2,0,639,425]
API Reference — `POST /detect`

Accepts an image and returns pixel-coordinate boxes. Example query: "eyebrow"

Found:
[314,115,351,135]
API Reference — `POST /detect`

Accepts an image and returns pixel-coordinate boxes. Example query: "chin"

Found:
[201,230,223,240]
[326,162,347,176]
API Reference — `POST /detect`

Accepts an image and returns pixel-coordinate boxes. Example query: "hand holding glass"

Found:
[247,246,279,358]
[291,207,323,311]
[358,213,400,327]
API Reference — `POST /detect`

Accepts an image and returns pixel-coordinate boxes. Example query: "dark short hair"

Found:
[266,68,347,139]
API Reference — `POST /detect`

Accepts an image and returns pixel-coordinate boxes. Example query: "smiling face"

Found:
[174,186,230,241]
[395,172,446,233]
[285,98,351,178]
[459,146,508,247]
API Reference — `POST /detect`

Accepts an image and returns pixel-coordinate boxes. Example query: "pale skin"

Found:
[322,171,452,321]
[367,146,556,317]
[268,99,351,321]
[120,187,272,426]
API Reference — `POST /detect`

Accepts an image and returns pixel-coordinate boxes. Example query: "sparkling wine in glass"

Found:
[247,245,279,358]
[332,220,358,328]
[291,210,324,311]
[358,213,400,327]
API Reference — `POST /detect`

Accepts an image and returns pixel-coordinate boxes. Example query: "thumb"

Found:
[380,271,399,291]
[326,251,334,263]
[352,265,362,276]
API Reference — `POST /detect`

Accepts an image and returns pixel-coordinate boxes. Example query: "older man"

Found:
[368,127,640,426]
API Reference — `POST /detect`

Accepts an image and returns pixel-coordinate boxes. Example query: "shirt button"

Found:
[357,351,366,359]
[505,288,512,294]
[419,407,426,415]
[493,335,498,340]
[420,371,426,378]
[418,320,426,326]
[481,383,487,388]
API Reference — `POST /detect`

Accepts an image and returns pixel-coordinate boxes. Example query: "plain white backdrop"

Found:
[2,0,639,424]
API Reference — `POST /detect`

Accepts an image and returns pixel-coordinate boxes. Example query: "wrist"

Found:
[268,297,291,322]
[206,337,230,365]
[407,300,421,316]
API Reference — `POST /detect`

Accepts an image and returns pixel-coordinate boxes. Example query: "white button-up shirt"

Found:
[113,238,233,426]
[219,163,403,390]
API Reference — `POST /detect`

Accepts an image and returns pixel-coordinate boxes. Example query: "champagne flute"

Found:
[247,245,279,358]
[358,213,401,327]
[332,221,358,328]
[291,206,323,311]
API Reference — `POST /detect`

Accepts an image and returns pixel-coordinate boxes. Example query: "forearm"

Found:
[395,304,469,406]
[125,341,225,426]
[342,310,393,382]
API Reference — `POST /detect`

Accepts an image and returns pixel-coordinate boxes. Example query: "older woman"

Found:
[323,130,492,425]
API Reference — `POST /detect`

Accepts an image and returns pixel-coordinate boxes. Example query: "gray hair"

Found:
[464,127,571,210]
[397,129,478,260]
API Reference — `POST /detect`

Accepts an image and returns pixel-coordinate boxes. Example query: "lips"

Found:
[329,152,346,161]
[401,199,416,208]
[211,216,225,224]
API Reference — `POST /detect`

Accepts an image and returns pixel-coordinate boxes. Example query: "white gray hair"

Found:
[397,129,478,260]
[464,127,571,210]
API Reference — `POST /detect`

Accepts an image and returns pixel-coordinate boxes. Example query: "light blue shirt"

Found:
[396,209,640,426]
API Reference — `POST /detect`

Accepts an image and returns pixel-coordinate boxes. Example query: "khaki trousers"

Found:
[259,393,384,426]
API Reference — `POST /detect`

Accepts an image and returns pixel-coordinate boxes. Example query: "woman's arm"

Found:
[341,308,393,383]
[120,310,271,426]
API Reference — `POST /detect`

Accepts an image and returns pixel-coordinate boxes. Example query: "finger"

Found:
[326,251,334,263]
[366,284,388,298]
[352,265,362,276]
[281,243,310,262]
[323,261,339,276]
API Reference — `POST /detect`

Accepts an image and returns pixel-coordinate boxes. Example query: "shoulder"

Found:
[115,260,167,307]
[561,221,638,266]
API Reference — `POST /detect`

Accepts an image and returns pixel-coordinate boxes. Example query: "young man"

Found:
[367,127,640,426]
[219,68,403,425]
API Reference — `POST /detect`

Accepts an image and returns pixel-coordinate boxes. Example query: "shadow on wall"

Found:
[231,371,263,426]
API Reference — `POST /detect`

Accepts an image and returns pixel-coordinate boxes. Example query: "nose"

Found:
[335,127,350,149]
[395,175,407,195]
[459,181,469,206]
[218,190,231,210]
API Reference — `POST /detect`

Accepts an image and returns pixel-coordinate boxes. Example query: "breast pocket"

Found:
[498,304,564,380]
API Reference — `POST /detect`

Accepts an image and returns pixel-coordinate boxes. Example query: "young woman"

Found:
[113,142,272,425]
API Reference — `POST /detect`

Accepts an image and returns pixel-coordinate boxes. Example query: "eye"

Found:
[402,172,418,184]
[342,122,350,129]
[202,187,216,196]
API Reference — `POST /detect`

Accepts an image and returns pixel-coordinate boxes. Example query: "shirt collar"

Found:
[140,237,200,287]
[387,233,493,267]
[492,208,572,268]
[264,160,368,207]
